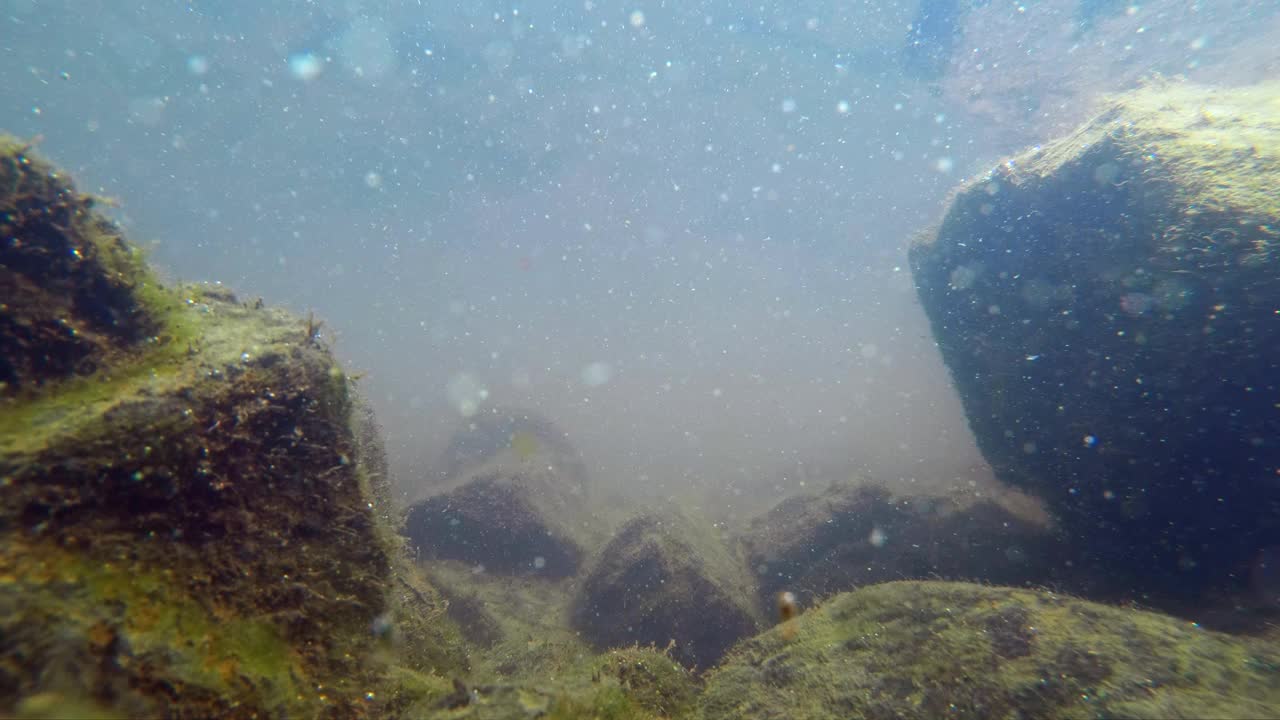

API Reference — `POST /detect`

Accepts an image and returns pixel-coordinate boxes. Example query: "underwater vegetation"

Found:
[701,580,1280,719]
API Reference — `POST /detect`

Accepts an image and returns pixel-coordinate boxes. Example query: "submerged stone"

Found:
[909,81,1280,604]
[572,508,762,669]
[0,136,159,396]
[0,139,467,718]
[701,580,1280,719]
[428,406,589,497]
[403,469,586,578]
[740,480,1065,611]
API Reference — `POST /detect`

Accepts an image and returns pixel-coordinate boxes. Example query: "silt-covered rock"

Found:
[572,508,762,669]
[403,468,586,578]
[740,480,1065,611]
[909,81,1280,602]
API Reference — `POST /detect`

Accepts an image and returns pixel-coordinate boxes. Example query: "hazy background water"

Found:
[4,0,1277,517]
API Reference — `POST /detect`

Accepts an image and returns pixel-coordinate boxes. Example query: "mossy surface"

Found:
[572,505,762,670]
[0,140,470,718]
[0,134,164,396]
[404,645,696,720]
[0,540,303,718]
[700,580,1280,719]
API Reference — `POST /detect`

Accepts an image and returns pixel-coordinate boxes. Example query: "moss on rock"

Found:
[0,139,467,718]
[572,507,762,670]
[701,580,1280,719]
[0,135,166,396]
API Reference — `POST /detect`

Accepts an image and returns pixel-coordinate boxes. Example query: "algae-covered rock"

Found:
[909,81,1280,602]
[572,509,762,669]
[701,580,1280,720]
[0,138,466,718]
[403,408,595,579]
[404,468,587,578]
[0,136,160,396]
[741,480,1065,611]
[428,406,589,496]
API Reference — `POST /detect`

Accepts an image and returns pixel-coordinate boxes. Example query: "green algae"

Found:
[700,580,1280,719]
[591,646,699,718]
[0,138,471,719]
[395,645,696,720]
[0,540,305,717]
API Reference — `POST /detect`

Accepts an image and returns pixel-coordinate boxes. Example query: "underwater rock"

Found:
[428,406,589,496]
[0,137,159,396]
[701,580,1280,719]
[403,467,586,577]
[910,81,1280,605]
[740,481,1065,611]
[571,508,762,669]
[0,138,466,718]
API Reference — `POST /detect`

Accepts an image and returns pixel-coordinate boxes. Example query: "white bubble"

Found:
[629,10,645,27]
[187,55,210,76]
[581,362,613,387]
[781,98,797,113]
[288,52,324,81]
[533,556,546,569]
[836,100,850,114]
[364,171,383,189]
[869,527,888,547]
[935,157,954,173]
[446,372,488,417]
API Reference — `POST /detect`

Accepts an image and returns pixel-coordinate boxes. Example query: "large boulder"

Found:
[572,508,762,669]
[0,138,466,718]
[740,480,1065,610]
[909,81,1280,602]
[701,580,1280,719]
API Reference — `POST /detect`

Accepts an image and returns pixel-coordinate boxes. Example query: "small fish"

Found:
[777,591,799,641]
[777,591,798,622]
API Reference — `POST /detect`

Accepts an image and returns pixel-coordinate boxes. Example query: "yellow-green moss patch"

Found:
[701,581,1280,719]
